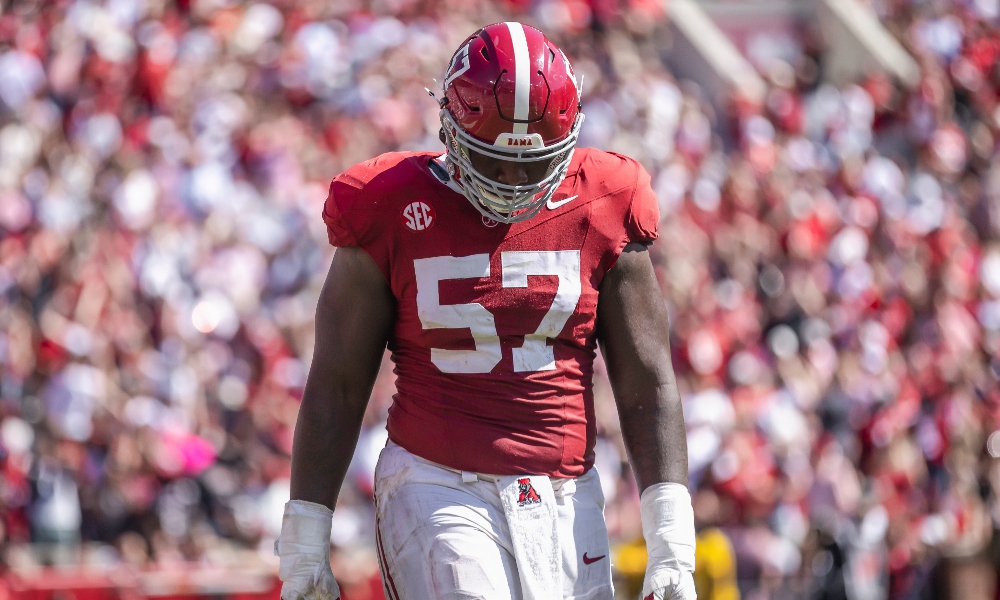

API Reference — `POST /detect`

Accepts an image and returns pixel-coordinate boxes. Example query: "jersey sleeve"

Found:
[625,161,659,244]
[586,150,662,278]
[320,154,414,282]
[322,179,361,247]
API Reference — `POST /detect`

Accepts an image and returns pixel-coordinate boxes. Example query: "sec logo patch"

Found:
[402,201,435,231]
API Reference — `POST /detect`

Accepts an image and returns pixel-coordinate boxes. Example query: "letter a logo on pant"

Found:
[516,478,542,506]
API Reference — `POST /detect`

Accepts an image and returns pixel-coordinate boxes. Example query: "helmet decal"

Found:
[560,48,579,98]
[444,43,471,88]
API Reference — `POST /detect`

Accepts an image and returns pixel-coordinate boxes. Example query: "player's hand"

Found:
[279,562,340,600]
[642,569,697,600]
[276,500,341,600]
[640,483,697,600]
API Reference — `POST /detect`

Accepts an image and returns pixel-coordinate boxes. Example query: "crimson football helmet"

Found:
[439,22,583,223]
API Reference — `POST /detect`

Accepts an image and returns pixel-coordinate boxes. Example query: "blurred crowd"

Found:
[648,0,1000,598]
[1,0,1000,599]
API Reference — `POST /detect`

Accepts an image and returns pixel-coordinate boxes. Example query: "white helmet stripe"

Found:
[505,22,530,135]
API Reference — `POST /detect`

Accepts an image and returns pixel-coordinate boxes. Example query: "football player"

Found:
[275,22,696,600]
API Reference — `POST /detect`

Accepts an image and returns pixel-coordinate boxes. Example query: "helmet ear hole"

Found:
[439,128,447,145]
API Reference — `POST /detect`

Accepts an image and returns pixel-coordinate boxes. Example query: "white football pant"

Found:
[373,441,614,600]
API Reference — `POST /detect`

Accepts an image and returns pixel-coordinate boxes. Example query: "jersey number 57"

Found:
[413,251,581,374]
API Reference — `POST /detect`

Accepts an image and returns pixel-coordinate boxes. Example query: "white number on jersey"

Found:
[414,255,502,374]
[501,251,581,372]
[413,251,582,374]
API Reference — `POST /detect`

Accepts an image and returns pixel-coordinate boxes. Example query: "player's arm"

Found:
[597,242,695,600]
[597,242,686,491]
[277,246,395,600]
[291,245,394,505]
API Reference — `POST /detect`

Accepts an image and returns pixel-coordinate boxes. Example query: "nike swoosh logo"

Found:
[582,552,606,565]
[546,194,578,210]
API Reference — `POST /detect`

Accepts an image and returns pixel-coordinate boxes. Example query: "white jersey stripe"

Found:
[505,22,530,135]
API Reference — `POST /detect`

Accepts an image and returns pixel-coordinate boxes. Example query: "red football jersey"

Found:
[322,148,658,477]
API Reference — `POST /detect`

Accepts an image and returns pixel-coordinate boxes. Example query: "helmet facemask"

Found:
[440,109,584,224]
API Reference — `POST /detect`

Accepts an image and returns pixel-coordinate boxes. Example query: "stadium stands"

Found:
[0,0,998,598]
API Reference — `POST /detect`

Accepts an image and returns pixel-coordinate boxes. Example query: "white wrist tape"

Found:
[275,500,340,600]
[640,482,696,596]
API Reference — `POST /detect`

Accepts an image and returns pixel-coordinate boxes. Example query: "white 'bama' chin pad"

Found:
[494,132,546,149]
